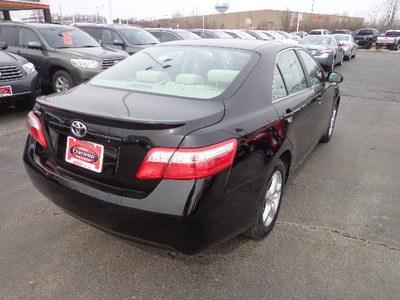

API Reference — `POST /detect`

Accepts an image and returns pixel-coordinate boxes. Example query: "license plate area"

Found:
[65,136,104,173]
[309,49,316,55]
[0,86,12,97]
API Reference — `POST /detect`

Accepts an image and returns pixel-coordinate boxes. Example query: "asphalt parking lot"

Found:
[1,49,399,299]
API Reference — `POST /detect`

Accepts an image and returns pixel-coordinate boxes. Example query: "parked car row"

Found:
[299,34,357,71]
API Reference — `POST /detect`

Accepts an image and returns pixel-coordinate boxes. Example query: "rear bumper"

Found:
[23,136,260,254]
[314,54,334,67]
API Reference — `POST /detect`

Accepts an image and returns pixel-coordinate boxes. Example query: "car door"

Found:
[297,49,336,142]
[271,49,320,166]
[14,27,47,76]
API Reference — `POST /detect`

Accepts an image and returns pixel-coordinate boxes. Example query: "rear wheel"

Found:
[320,102,338,143]
[245,160,285,239]
[52,70,75,93]
[394,43,399,51]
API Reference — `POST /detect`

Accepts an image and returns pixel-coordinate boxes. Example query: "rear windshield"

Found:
[358,30,373,35]
[335,35,350,41]
[39,27,99,48]
[90,46,253,99]
[118,27,159,45]
[385,31,400,36]
[300,36,331,45]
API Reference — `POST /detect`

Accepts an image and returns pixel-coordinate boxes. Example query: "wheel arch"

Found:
[279,150,292,183]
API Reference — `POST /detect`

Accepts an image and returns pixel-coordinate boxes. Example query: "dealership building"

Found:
[0,0,51,22]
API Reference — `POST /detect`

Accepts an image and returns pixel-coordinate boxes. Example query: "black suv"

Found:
[0,41,39,109]
[74,24,159,55]
[0,22,128,92]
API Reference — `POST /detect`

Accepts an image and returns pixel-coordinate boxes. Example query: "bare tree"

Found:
[281,8,293,31]
[381,0,400,29]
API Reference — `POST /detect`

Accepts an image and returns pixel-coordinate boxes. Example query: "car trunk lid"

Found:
[36,84,225,195]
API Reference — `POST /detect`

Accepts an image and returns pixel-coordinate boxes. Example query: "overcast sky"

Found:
[47,0,377,20]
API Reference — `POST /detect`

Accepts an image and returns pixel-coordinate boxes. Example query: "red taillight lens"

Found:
[319,49,332,54]
[27,111,47,148]
[137,139,238,180]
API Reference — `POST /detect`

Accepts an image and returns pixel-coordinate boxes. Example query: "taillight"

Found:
[319,49,332,54]
[27,111,47,148]
[137,139,238,180]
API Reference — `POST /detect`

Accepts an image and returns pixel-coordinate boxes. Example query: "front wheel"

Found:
[245,160,285,239]
[320,102,338,143]
[52,70,75,93]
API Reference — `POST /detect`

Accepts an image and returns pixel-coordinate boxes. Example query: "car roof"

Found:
[153,39,297,52]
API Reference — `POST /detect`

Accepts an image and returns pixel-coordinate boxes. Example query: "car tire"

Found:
[376,44,381,49]
[52,70,75,93]
[394,43,399,51]
[244,160,285,239]
[338,54,344,65]
[351,52,356,58]
[320,101,339,143]
[366,41,372,49]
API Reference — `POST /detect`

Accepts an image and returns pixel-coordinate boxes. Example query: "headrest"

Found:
[207,69,240,83]
[175,74,204,85]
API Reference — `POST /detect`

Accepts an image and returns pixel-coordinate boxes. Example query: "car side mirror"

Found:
[28,41,42,49]
[113,39,124,46]
[327,72,343,83]
[0,41,8,50]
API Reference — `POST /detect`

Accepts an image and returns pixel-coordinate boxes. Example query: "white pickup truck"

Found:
[376,30,400,50]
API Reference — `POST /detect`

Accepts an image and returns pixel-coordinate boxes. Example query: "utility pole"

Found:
[107,0,113,24]
[311,0,315,16]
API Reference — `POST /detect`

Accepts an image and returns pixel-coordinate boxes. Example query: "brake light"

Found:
[27,111,47,148]
[137,139,237,180]
[319,49,332,54]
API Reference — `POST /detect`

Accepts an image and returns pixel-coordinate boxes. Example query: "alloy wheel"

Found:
[262,170,283,227]
[55,76,71,92]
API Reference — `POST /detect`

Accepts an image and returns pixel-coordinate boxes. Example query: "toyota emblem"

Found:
[71,121,87,138]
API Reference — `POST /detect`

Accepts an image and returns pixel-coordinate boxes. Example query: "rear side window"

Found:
[0,26,18,46]
[276,50,307,95]
[79,27,102,41]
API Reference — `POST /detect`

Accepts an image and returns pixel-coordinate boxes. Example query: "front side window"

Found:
[38,27,99,48]
[276,50,307,95]
[297,50,324,87]
[90,46,253,99]
[101,29,121,44]
[18,28,41,48]
[160,32,179,42]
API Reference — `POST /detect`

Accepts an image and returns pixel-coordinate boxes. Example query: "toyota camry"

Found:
[24,39,343,254]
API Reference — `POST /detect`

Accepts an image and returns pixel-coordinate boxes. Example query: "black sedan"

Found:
[24,40,343,254]
[0,42,39,109]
